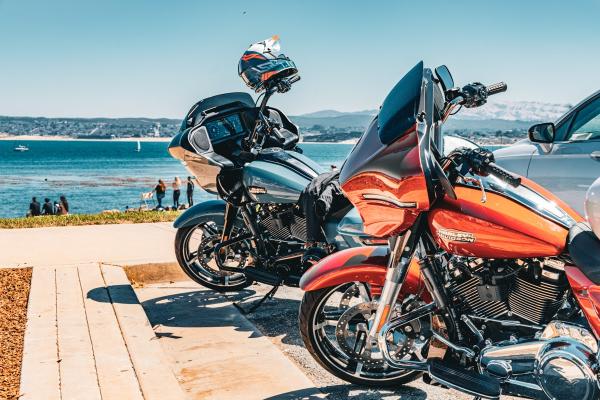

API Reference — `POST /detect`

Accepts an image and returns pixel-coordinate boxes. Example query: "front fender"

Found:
[173,199,227,228]
[299,246,427,300]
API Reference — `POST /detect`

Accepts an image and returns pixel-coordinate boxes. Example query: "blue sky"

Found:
[1,0,599,118]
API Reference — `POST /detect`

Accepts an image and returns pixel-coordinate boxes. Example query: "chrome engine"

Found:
[257,204,308,242]
[441,257,600,399]
[478,322,599,400]
[446,257,569,328]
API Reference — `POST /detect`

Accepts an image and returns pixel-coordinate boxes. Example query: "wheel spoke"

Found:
[352,330,367,354]
[356,282,371,302]
[313,320,338,330]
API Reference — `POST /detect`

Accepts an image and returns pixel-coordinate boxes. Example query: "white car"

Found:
[494,90,600,215]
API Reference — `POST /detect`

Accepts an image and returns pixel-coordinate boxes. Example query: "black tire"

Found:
[174,213,253,292]
[299,285,423,387]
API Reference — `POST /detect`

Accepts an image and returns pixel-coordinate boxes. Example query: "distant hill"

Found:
[0,100,571,144]
[290,100,569,130]
[0,116,181,138]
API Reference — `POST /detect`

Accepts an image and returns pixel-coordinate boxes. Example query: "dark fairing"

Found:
[182,92,255,130]
[378,61,423,144]
[170,91,300,168]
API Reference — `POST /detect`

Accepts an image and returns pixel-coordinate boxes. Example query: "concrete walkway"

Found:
[19,264,185,400]
[0,222,176,268]
[9,223,324,399]
[136,282,323,400]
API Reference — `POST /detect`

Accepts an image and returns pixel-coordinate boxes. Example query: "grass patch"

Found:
[0,211,181,229]
[0,267,32,400]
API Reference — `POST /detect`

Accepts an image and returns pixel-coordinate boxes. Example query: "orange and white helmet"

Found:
[238,36,298,92]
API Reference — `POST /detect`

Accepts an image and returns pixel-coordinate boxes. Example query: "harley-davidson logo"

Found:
[437,229,476,243]
[248,186,267,194]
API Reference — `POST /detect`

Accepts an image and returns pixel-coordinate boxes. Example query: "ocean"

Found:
[0,140,354,218]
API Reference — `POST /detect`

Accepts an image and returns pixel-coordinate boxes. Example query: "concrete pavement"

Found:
[9,223,325,399]
[20,264,185,400]
[0,222,176,268]
[136,282,323,400]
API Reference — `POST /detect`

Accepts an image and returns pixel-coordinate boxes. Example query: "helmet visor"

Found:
[247,35,282,58]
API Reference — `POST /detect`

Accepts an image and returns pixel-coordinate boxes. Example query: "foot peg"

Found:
[428,359,500,399]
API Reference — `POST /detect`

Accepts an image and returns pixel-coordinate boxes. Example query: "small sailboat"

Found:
[135,140,141,152]
[13,144,29,152]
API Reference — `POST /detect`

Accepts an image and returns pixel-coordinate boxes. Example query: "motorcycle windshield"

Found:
[339,61,425,185]
[378,61,423,144]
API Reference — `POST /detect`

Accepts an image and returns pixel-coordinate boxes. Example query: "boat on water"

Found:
[13,145,29,152]
[135,140,141,152]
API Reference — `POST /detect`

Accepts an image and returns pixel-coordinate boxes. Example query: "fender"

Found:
[173,199,227,229]
[299,246,428,300]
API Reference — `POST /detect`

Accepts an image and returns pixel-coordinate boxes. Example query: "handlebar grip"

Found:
[487,162,521,187]
[271,127,286,144]
[486,82,507,96]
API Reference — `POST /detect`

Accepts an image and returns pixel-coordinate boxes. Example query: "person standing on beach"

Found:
[154,179,167,209]
[54,201,62,215]
[172,177,182,209]
[42,198,54,215]
[29,197,41,216]
[59,195,69,215]
[186,176,195,206]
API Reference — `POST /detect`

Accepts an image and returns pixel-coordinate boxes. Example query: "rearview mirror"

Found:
[528,123,555,143]
[435,65,454,92]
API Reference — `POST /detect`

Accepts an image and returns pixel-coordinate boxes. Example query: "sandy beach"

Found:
[0,134,172,142]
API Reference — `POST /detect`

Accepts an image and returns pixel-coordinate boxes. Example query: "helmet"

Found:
[585,177,600,238]
[238,35,298,92]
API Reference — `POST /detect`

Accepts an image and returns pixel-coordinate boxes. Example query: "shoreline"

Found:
[1,135,357,145]
[0,134,172,142]
[0,135,509,147]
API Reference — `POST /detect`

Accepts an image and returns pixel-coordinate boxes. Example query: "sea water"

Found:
[0,140,353,218]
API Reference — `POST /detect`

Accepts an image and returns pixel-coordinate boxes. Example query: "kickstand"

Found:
[233,283,281,315]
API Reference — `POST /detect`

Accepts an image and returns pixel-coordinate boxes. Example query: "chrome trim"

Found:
[457,175,576,228]
[362,194,417,209]
[469,315,545,331]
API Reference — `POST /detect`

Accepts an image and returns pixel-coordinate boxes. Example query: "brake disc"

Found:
[197,233,247,272]
[335,302,414,368]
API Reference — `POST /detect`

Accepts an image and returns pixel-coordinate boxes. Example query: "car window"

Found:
[566,97,600,142]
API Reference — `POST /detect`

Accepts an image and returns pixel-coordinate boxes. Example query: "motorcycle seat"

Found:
[568,222,600,284]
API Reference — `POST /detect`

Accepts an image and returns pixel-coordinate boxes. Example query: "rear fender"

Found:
[173,199,227,228]
[299,246,428,300]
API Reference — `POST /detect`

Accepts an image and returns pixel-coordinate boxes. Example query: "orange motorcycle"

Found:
[299,61,600,400]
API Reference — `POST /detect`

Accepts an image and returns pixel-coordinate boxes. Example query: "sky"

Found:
[1,0,599,118]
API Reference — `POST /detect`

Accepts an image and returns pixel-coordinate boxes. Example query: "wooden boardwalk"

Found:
[19,264,185,400]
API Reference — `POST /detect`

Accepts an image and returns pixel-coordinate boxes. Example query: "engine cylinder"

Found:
[447,258,567,326]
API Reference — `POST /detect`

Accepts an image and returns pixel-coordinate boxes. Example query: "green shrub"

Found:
[0,211,180,229]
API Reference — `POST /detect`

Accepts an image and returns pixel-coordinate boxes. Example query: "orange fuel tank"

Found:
[428,179,582,259]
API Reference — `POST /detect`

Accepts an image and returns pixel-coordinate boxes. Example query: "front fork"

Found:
[367,231,415,344]
[368,227,420,348]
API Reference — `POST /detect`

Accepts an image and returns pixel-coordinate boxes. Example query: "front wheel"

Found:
[299,282,424,387]
[174,215,253,292]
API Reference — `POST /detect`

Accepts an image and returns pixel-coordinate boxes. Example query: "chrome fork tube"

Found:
[367,231,413,344]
